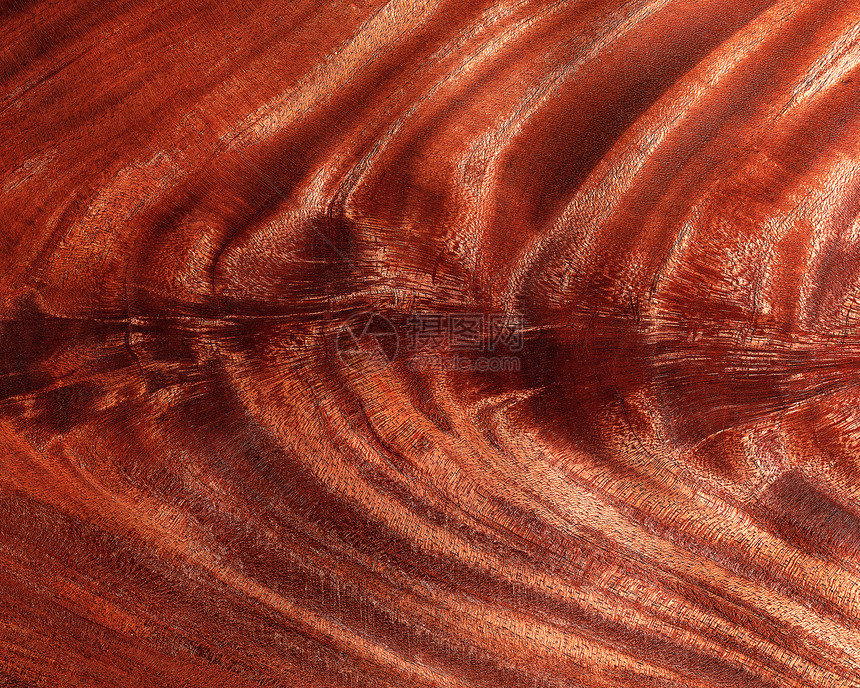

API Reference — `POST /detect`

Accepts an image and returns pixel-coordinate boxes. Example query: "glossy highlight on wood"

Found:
[2,0,860,686]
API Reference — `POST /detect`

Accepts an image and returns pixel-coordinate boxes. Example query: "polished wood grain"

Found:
[2,0,860,686]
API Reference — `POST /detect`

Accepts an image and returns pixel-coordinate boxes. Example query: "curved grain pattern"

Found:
[2,0,860,686]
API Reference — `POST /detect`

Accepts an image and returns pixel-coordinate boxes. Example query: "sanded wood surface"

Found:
[2,0,860,686]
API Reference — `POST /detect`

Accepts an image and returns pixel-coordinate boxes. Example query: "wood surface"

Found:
[2,0,860,686]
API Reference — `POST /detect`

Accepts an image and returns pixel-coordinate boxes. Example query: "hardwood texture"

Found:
[2,0,860,686]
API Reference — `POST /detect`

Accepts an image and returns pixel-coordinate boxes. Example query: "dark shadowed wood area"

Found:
[2,0,860,686]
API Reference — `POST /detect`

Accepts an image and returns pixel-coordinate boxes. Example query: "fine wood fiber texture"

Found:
[2,0,860,686]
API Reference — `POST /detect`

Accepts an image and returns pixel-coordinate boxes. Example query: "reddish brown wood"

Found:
[2,0,860,686]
